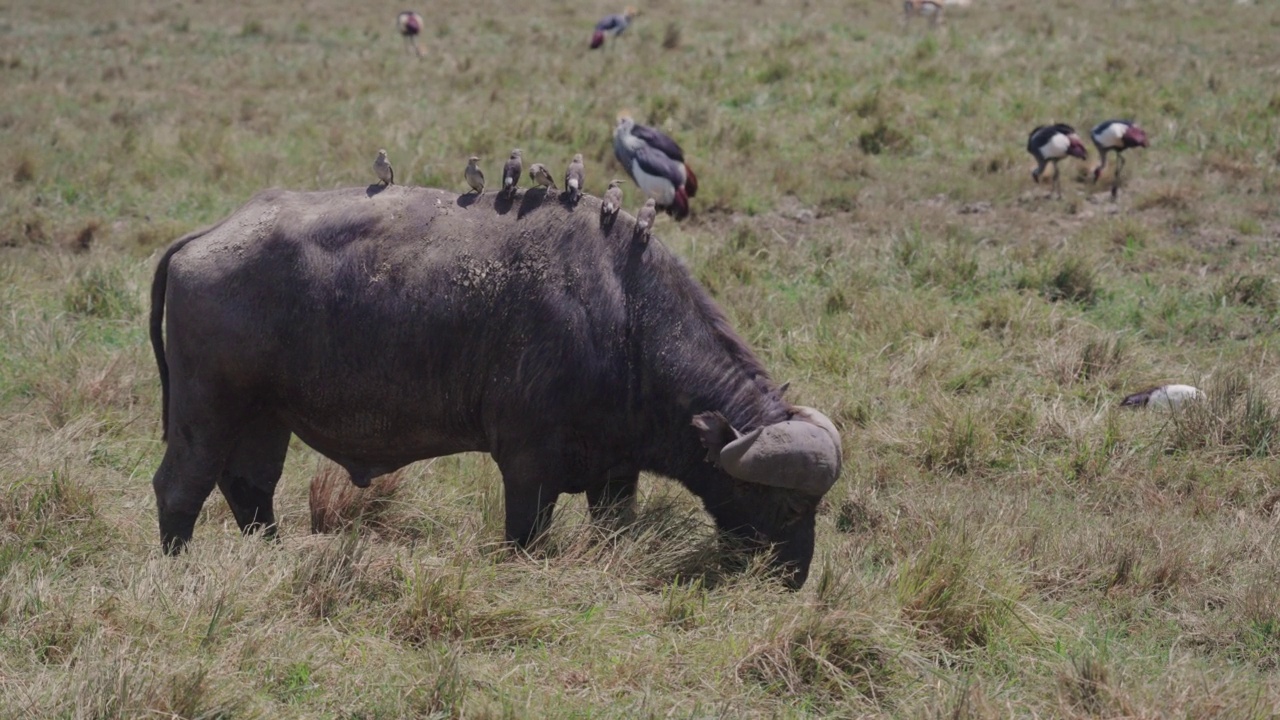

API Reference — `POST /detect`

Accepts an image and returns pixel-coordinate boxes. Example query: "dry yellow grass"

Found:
[2,0,1280,716]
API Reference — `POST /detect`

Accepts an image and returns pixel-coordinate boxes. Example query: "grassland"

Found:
[3,0,1280,716]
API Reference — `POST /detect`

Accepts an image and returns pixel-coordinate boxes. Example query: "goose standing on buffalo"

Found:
[565,153,585,205]
[590,7,637,49]
[1027,124,1087,199]
[612,112,698,221]
[1091,120,1148,199]
[396,11,424,57]
[502,149,523,199]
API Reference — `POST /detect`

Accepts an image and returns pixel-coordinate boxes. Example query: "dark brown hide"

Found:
[150,186,834,587]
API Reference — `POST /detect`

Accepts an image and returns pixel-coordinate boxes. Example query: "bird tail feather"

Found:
[683,164,698,198]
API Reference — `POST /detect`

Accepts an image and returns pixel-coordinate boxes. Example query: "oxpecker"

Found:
[613,112,698,221]
[635,198,657,244]
[590,7,637,49]
[465,156,485,195]
[1091,120,1148,199]
[565,153,585,204]
[1027,124,1087,199]
[374,149,394,186]
[529,163,557,193]
[602,179,625,220]
[396,11,424,57]
[502,149,523,199]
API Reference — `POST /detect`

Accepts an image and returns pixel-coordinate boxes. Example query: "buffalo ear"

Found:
[691,411,738,465]
[777,381,791,397]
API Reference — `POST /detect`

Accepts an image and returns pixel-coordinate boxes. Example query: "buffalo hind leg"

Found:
[216,415,291,539]
[586,469,638,531]
[153,426,238,554]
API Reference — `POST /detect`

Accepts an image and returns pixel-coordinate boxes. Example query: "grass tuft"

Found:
[741,612,897,705]
[1162,373,1279,458]
[63,264,140,318]
[308,461,407,536]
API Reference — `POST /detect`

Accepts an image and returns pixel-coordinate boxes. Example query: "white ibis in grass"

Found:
[1120,384,1205,410]
[465,156,485,195]
[1091,120,1148,199]
[565,153,585,205]
[612,112,698,221]
[529,163,557,193]
[602,179,625,220]
[903,0,943,26]
[1027,124,1088,199]
[590,8,637,50]
[396,11,424,57]
[501,149,523,199]
[373,149,394,186]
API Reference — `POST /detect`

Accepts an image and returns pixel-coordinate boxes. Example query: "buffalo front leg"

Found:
[503,480,560,550]
[216,415,291,539]
[586,469,638,530]
[494,452,564,549]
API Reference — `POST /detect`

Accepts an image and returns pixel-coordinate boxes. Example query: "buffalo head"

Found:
[693,406,842,588]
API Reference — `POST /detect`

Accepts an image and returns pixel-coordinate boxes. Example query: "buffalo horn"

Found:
[693,406,842,496]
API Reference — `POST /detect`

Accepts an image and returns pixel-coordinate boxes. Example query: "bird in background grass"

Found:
[1027,124,1087,199]
[613,112,698,221]
[903,0,943,26]
[1121,384,1204,410]
[373,149,394,186]
[396,11,424,57]
[1091,120,1148,199]
[590,8,637,49]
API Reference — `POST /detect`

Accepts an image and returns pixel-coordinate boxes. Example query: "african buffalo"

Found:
[149,186,842,588]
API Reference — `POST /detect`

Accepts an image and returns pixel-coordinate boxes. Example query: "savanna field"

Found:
[3,0,1280,716]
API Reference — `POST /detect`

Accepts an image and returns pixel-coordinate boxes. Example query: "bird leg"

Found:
[1111,153,1125,199]
[1093,148,1108,184]
[1052,161,1062,199]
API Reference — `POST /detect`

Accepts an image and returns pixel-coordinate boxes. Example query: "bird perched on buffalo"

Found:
[1091,120,1148,199]
[1027,124,1087,199]
[502,149,523,199]
[602,179,625,223]
[590,7,637,49]
[613,112,698,221]
[529,163,557,194]
[373,149,394,187]
[396,11,424,57]
[635,198,657,244]
[465,156,485,196]
[565,154,585,205]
